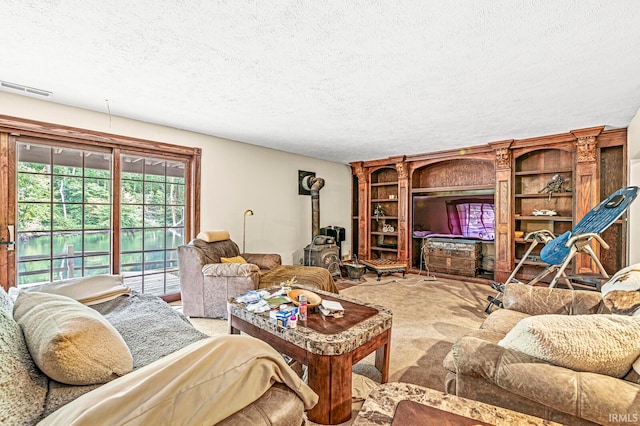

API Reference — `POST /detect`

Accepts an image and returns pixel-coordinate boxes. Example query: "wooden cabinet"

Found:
[351,126,629,284]
[369,167,399,261]
[598,144,628,274]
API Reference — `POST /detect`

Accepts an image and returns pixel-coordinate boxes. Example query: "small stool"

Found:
[361,259,406,281]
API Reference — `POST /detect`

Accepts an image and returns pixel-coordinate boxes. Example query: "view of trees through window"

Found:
[16,141,186,296]
[17,143,112,285]
[119,154,185,295]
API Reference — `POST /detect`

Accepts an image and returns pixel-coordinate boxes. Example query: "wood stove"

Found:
[304,235,340,276]
[301,175,340,276]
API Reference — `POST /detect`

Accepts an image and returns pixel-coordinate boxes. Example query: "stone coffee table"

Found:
[228,285,393,425]
[353,382,561,425]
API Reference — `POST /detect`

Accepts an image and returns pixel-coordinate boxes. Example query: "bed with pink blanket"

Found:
[413,201,495,242]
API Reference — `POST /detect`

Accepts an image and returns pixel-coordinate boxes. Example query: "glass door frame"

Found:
[0,115,201,300]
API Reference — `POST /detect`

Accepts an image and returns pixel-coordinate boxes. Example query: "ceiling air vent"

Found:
[1,80,52,97]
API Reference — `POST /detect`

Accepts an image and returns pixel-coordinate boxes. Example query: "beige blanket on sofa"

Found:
[39,335,318,425]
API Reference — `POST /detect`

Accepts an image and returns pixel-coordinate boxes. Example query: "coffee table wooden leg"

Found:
[307,353,353,425]
[375,329,391,383]
[307,355,330,424]
[228,315,240,335]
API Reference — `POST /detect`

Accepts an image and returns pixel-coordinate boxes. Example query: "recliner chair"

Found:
[177,232,339,319]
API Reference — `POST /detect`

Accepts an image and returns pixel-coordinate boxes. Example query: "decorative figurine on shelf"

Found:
[532,209,558,216]
[383,223,395,232]
[538,174,571,200]
[373,203,386,221]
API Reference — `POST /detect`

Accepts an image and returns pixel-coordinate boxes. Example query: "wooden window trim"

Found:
[0,115,201,291]
[0,114,199,157]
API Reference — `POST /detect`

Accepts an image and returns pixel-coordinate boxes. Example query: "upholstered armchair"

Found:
[177,232,281,319]
[178,231,339,319]
[443,273,640,426]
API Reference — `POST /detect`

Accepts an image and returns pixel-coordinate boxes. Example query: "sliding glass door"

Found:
[17,142,112,285]
[119,154,185,295]
[15,139,189,296]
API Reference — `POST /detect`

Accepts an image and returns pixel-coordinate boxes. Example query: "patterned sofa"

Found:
[178,231,339,319]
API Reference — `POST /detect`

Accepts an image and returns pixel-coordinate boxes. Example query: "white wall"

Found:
[629,107,640,264]
[0,92,353,264]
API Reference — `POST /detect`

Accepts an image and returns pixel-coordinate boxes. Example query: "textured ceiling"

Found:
[1,1,640,164]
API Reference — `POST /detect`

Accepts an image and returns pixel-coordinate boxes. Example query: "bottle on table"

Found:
[298,294,308,321]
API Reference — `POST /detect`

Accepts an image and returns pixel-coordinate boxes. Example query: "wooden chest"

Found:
[423,238,481,277]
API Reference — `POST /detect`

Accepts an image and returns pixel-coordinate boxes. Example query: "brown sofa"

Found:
[178,237,338,318]
[444,283,640,426]
[1,276,317,425]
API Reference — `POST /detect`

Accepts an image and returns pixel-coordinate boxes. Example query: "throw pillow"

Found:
[13,291,133,385]
[221,256,247,264]
[498,314,640,378]
[196,230,230,242]
[601,263,640,316]
[15,274,130,305]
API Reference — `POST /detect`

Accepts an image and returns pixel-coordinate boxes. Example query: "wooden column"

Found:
[395,160,409,266]
[491,141,513,283]
[352,163,369,260]
[571,126,604,274]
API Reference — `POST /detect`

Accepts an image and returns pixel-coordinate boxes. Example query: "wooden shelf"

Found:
[514,259,547,266]
[412,184,494,194]
[371,246,398,252]
[515,215,573,221]
[515,168,572,176]
[366,167,400,261]
[515,238,548,244]
[515,193,573,198]
[513,149,576,282]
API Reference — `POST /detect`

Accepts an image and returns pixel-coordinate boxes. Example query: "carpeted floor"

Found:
[182,273,495,424]
[339,274,494,390]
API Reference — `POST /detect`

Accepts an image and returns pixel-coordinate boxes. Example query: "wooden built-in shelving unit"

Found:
[351,126,629,284]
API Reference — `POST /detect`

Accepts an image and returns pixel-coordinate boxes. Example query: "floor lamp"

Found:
[242,209,254,253]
